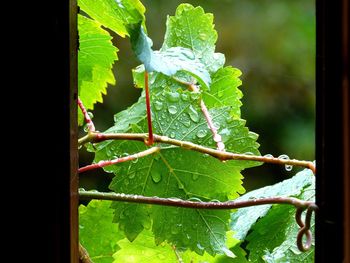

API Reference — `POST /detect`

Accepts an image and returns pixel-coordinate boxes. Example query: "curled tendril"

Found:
[295,204,318,252]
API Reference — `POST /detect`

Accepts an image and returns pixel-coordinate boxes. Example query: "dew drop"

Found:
[183,119,191,127]
[170,131,176,138]
[128,172,136,179]
[217,90,224,98]
[154,101,163,111]
[190,92,200,100]
[199,33,207,40]
[192,173,199,181]
[166,91,180,102]
[181,93,189,101]
[196,129,207,138]
[151,172,162,183]
[278,154,293,171]
[264,154,274,158]
[168,105,178,115]
[197,243,204,251]
[187,106,199,122]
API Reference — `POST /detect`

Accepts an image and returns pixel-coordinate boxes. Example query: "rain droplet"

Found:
[168,105,178,115]
[278,154,293,171]
[190,92,200,100]
[124,179,129,185]
[192,173,199,181]
[264,154,274,158]
[151,172,162,183]
[181,93,189,101]
[128,172,136,179]
[187,106,199,122]
[218,90,224,98]
[183,119,191,127]
[197,243,204,251]
[170,131,176,138]
[196,129,207,138]
[166,91,180,102]
[87,112,94,119]
[132,158,139,164]
[154,101,163,111]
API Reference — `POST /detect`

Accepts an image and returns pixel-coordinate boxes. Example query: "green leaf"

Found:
[79,200,124,263]
[78,15,118,124]
[162,4,225,73]
[245,180,315,262]
[114,230,242,263]
[230,168,314,241]
[127,23,211,89]
[78,0,146,37]
[92,87,260,256]
[203,67,243,118]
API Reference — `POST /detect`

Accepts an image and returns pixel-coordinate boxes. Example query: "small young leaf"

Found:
[79,200,124,263]
[162,4,225,73]
[127,23,211,89]
[78,0,146,37]
[78,15,118,125]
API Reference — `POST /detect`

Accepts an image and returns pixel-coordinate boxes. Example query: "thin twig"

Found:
[79,243,93,263]
[78,146,160,173]
[77,97,95,132]
[144,71,154,145]
[189,83,225,152]
[79,190,314,209]
[78,132,316,174]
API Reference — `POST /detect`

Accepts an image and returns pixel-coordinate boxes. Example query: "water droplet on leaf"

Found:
[151,172,162,183]
[192,173,199,181]
[170,131,176,138]
[128,172,136,179]
[181,93,189,101]
[187,106,199,122]
[196,129,207,138]
[168,105,178,115]
[154,101,163,111]
[166,91,180,102]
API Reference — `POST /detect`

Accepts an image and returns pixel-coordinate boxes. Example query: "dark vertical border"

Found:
[52,0,78,262]
[316,0,349,262]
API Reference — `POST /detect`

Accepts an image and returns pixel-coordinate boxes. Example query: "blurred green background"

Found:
[79,0,315,193]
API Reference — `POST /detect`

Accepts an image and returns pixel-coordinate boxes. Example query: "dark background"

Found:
[79,0,315,193]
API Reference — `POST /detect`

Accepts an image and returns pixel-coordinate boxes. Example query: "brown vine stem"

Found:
[79,242,93,263]
[78,132,316,174]
[78,146,160,173]
[189,83,225,152]
[79,190,314,209]
[77,97,95,132]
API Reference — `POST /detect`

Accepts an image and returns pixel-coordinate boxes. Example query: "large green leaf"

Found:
[127,23,211,89]
[230,168,314,241]
[162,4,225,73]
[79,200,124,263]
[92,88,260,256]
[78,15,118,124]
[78,0,146,37]
[245,179,315,262]
[114,230,245,263]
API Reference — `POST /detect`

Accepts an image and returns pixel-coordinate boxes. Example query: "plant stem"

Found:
[79,189,313,209]
[78,146,160,173]
[78,132,316,174]
[79,243,93,263]
[189,84,225,152]
[77,97,95,132]
[144,71,154,145]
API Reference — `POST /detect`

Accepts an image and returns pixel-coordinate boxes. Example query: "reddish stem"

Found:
[78,146,160,173]
[77,97,95,132]
[144,71,154,145]
[190,84,225,151]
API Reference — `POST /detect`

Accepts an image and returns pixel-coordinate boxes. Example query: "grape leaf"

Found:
[162,4,225,73]
[78,15,118,124]
[230,168,314,241]
[78,0,146,37]
[114,230,244,263]
[203,67,243,119]
[79,200,124,263]
[127,22,211,89]
[92,88,260,256]
[245,179,315,262]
